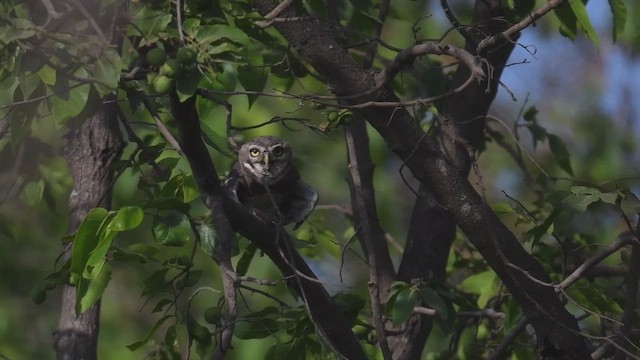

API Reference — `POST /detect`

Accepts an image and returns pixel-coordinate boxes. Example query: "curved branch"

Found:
[376,41,485,88]
[476,0,564,53]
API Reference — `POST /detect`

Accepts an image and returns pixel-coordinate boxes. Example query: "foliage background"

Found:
[0,0,639,359]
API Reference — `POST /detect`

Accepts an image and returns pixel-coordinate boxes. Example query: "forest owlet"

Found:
[224,136,318,229]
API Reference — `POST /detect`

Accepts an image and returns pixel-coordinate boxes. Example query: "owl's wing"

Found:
[283,180,319,230]
[223,163,243,203]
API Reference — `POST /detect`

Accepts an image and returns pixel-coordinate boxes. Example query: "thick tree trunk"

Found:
[53,104,123,360]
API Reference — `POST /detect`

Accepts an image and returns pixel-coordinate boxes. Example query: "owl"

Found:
[224,136,318,229]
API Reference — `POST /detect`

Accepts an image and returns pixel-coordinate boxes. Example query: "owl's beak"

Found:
[263,153,270,169]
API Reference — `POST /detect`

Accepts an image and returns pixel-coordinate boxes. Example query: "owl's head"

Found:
[238,136,293,185]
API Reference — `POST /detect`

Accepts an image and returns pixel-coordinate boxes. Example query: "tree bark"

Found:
[393,1,518,357]
[252,0,591,358]
[54,103,124,360]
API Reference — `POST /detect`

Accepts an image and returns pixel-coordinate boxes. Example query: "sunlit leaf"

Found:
[107,206,144,232]
[460,270,499,308]
[70,208,110,276]
[77,262,112,314]
[568,0,599,45]
[491,202,515,214]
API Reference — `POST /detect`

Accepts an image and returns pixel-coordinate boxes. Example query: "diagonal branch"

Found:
[251,0,590,358]
[168,94,236,359]
[476,0,564,53]
[168,93,367,360]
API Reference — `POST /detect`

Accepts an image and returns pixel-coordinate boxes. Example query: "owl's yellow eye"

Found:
[249,148,260,157]
[272,146,283,156]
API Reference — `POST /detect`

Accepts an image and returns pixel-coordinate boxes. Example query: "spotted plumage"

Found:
[224,136,318,229]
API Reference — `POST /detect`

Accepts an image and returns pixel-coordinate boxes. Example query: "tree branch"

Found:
[615,223,640,359]
[344,117,395,360]
[251,0,590,358]
[476,0,565,53]
[168,93,367,360]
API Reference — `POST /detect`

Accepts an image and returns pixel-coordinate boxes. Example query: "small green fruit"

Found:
[30,286,47,305]
[203,307,222,324]
[191,325,211,342]
[146,48,167,66]
[153,75,173,94]
[326,110,339,123]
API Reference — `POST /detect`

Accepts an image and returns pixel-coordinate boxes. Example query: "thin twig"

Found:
[476,0,564,53]
[255,0,294,28]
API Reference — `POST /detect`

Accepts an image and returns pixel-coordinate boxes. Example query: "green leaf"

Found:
[236,242,258,276]
[176,69,203,102]
[152,210,192,247]
[234,318,280,339]
[419,287,448,320]
[491,202,515,214]
[92,48,122,95]
[609,0,627,42]
[77,261,112,314]
[620,192,640,215]
[151,298,172,313]
[37,64,56,86]
[555,4,578,41]
[0,75,19,120]
[598,191,618,205]
[200,122,233,158]
[567,0,599,45]
[503,299,523,335]
[237,65,267,108]
[568,281,623,314]
[333,292,366,323]
[107,206,144,232]
[165,324,177,345]
[126,315,173,350]
[460,270,498,308]
[20,179,45,206]
[392,287,417,326]
[197,221,217,258]
[547,134,573,175]
[196,25,250,46]
[265,342,304,360]
[528,208,560,247]
[562,186,601,212]
[0,21,36,45]
[130,6,172,38]
[70,208,110,276]
[51,69,94,125]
